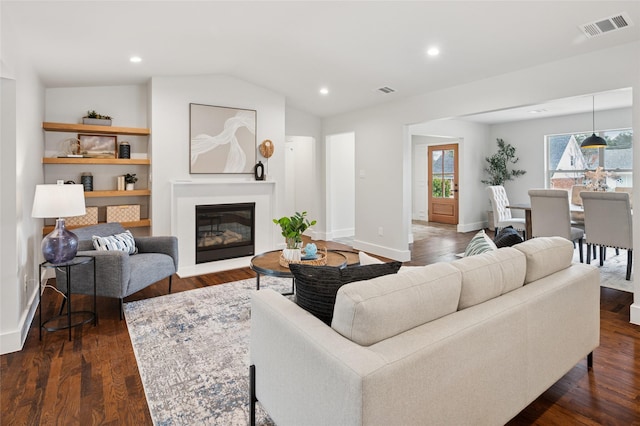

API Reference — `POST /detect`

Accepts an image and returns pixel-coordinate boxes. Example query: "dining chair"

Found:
[486,186,526,238]
[580,191,633,280]
[570,185,591,226]
[615,186,633,209]
[528,189,584,262]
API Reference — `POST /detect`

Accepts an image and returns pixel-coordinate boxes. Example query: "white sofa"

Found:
[249,237,600,426]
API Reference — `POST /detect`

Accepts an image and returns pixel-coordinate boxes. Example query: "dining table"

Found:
[506,203,584,240]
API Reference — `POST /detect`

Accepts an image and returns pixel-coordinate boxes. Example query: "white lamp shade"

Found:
[32,184,86,218]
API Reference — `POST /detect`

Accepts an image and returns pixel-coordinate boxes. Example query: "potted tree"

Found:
[273,211,317,261]
[124,173,138,191]
[482,138,526,229]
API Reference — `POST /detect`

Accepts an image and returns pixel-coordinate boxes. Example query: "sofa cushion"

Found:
[289,262,402,325]
[464,230,497,256]
[452,247,526,310]
[493,226,523,248]
[332,263,462,346]
[512,237,574,283]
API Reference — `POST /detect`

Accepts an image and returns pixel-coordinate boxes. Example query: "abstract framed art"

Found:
[189,103,257,174]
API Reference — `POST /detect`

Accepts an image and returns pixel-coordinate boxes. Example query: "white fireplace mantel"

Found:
[170,179,276,277]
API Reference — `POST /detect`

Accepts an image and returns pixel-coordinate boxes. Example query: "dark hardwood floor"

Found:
[1,226,639,425]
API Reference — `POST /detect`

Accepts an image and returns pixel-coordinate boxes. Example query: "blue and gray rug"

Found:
[124,276,289,425]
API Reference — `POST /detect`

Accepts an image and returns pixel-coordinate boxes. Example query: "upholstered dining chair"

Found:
[55,222,179,318]
[615,186,633,209]
[528,189,584,263]
[486,186,526,238]
[580,191,633,280]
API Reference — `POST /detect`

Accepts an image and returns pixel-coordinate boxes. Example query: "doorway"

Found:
[428,143,459,224]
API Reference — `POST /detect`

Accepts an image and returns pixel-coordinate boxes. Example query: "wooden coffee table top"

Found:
[250,249,360,278]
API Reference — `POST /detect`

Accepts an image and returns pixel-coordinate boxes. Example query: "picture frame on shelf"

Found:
[189,103,256,174]
[78,134,117,158]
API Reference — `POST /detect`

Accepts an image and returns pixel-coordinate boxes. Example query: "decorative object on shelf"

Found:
[117,175,125,191]
[58,137,83,157]
[31,183,86,264]
[273,211,317,261]
[106,204,141,223]
[124,173,138,191]
[78,134,117,158]
[580,96,607,149]
[254,161,265,181]
[118,141,131,159]
[302,243,318,259]
[189,103,256,174]
[481,138,526,185]
[83,110,113,126]
[80,172,93,192]
[65,206,98,227]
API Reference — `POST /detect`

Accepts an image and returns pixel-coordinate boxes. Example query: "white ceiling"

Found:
[2,1,639,118]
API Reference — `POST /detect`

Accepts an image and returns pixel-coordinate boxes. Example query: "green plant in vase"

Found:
[273,211,317,260]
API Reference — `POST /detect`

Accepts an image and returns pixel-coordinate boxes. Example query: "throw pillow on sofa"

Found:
[92,230,138,254]
[464,229,497,257]
[289,261,402,325]
[493,226,523,248]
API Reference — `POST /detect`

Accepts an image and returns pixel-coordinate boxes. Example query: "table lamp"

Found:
[32,183,86,264]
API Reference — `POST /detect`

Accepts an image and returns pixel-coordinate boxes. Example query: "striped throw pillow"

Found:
[464,230,497,257]
[92,230,138,255]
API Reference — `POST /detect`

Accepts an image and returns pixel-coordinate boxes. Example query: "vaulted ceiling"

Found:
[3,1,639,118]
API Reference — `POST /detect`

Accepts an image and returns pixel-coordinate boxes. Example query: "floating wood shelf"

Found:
[42,122,150,136]
[42,158,150,165]
[43,219,151,234]
[84,189,151,198]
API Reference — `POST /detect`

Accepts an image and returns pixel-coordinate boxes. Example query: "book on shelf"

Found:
[117,175,125,191]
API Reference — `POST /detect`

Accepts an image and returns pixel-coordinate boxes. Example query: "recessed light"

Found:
[528,109,547,114]
[319,87,329,95]
[426,47,440,57]
[130,56,142,63]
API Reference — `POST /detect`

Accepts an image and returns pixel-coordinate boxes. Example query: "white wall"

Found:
[149,75,287,241]
[326,132,355,240]
[0,64,45,354]
[284,136,319,239]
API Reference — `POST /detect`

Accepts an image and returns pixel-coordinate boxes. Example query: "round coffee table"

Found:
[250,249,359,295]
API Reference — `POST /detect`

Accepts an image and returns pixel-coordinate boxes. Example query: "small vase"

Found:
[126,183,134,191]
[283,248,302,261]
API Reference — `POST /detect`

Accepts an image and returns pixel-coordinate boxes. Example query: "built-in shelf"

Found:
[42,158,150,165]
[43,219,151,234]
[42,122,150,136]
[84,189,151,198]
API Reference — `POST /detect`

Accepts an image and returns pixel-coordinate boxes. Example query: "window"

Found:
[546,129,633,190]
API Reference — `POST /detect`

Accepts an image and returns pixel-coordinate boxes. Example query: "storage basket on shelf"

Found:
[106,205,140,223]
[65,206,98,226]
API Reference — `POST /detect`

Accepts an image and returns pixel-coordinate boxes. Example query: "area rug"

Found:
[573,247,633,293]
[124,276,289,425]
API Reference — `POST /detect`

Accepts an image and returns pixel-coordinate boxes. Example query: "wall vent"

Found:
[580,12,633,38]
[377,86,395,94]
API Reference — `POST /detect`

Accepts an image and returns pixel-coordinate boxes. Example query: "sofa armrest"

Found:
[250,289,385,426]
[135,236,179,270]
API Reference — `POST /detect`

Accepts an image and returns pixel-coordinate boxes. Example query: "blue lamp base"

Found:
[42,218,79,264]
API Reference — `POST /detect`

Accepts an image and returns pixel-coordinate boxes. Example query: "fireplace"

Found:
[195,203,255,264]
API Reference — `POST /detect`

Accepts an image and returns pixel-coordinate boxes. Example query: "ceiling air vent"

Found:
[580,12,633,38]
[377,86,395,94]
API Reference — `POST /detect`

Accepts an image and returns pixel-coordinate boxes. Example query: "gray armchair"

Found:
[55,223,178,318]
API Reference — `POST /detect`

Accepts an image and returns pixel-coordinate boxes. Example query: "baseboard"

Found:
[457,221,486,233]
[351,239,411,262]
[630,302,640,325]
[0,285,39,355]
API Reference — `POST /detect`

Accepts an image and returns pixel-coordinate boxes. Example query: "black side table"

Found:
[39,256,96,341]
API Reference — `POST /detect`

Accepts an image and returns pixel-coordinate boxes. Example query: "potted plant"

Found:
[124,173,138,191]
[83,110,113,126]
[482,138,526,230]
[273,211,317,261]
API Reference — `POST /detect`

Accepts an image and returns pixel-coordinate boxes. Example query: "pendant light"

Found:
[580,96,607,149]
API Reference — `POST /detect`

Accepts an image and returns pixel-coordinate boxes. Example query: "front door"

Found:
[428,144,459,224]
